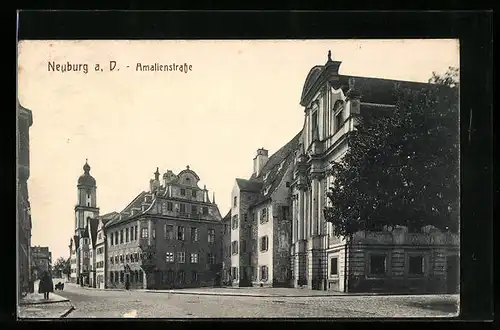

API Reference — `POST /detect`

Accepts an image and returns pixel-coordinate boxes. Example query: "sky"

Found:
[17,39,459,262]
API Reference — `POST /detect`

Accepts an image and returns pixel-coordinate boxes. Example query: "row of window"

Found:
[158,200,209,215]
[231,236,269,255]
[229,206,290,232]
[165,252,216,264]
[110,252,141,265]
[110,226,138,246]
[230,266,269,281]
[157,225,216,243]
[109,270,143,283]
[328,255,425,276]
[159,269,199,284]
[110,225,216,244]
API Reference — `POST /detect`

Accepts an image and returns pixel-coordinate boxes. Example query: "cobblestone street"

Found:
[56,283,459,318]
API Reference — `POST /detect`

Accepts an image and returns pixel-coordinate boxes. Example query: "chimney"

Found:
[253,148,269,176]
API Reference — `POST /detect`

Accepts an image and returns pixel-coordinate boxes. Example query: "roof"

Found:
[249,130,302,198]
[99,211,119,225]
[235,178,263,193]
[78,161,96,187]
[105,191,153,228]
[222,210,231,222]
[88,218,99,247]
[300,55,442,107]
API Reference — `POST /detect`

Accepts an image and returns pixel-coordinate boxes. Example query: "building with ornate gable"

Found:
[103,166,223,289]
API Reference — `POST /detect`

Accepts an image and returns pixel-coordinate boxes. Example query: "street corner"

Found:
[18,301,75,319]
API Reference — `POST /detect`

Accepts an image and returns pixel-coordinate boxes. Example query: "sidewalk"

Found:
[18,280,74,319]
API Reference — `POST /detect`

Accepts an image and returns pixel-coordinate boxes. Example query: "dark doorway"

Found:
[446,255,459,294]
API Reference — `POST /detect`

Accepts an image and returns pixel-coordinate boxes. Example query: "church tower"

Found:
[74,159,99,236]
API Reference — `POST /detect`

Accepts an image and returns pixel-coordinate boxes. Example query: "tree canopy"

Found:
[53,257,71,277]
[324,68,459,237]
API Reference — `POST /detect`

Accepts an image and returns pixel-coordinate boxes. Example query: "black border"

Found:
[10,10,494,327]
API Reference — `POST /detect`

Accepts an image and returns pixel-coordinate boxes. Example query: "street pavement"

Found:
[56,281,459,318]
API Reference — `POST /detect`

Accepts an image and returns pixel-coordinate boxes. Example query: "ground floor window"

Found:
[408,255,424,275]
[191,270,198,283]
[330,257,338,275]
[231,267,238,280]
[178,270,185,283]
[369,255,387,275]
[260,265,268,281]
[120,271,124,282]
[110,272,114,282]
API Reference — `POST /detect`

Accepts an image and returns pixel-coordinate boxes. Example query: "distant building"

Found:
[226,135,300,287]
[31,246,52,279]
[17,101,33,297]
[104,166,223,289]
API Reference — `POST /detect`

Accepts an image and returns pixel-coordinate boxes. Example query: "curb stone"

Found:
[60,305,75,318]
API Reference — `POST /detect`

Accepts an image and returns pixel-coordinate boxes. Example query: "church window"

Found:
[125,228,129,242]
[180,203,186,214]
[192,190,197,198]
[167,202,173,211]
[134,226,138,240]
[180,188,186,196]
[233,196,237,207]
[120,230,124,244]
[311,110,318,137]
[114,232,118,245]
[191,205,197,215]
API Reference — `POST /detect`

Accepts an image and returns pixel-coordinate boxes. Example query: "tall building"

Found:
[226,135,300,287]
[289,52,459,292]
[69,160,100,285]
[17,101,33,297]
[104,166,223,289]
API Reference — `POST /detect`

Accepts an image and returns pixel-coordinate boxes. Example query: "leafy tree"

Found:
[428,66,459,88]
[53,257,71,278]
[324,71,459,238]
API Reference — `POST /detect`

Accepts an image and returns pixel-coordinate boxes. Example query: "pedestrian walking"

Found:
[38,271,54,300]
[125,277,130,290]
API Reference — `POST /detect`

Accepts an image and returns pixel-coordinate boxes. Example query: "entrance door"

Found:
[446,255,459,293]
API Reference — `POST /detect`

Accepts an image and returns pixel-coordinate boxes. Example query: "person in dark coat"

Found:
[125,277,130,290]
[38,271,54,300]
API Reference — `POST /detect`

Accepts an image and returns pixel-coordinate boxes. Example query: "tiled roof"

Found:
[249,130,302,198]
[222,210,231,222]
[88,218,99,247]
[337,74,435,105]
[99,212,119,224]
[105,191,151,227]
[235,178,262,193]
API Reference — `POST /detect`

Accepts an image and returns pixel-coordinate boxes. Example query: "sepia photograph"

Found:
[17,39,460,319]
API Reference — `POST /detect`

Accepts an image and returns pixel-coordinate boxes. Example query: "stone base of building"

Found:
[346,275,450,294]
